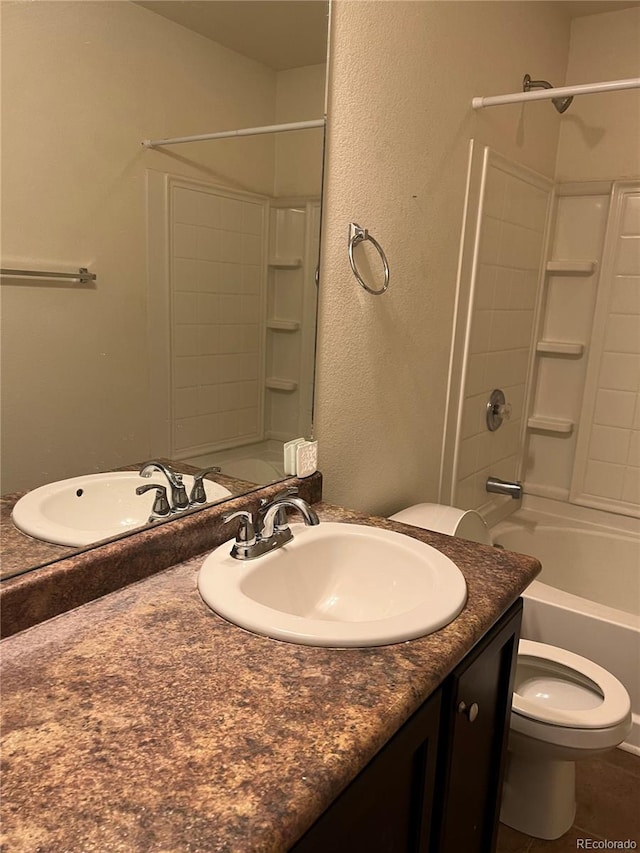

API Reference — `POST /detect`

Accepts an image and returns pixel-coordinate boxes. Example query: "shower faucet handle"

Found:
[486,389,512,432]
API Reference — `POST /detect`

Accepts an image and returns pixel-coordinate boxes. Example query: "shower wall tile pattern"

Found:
[456,153,552,510]
[170,185,267,455]
[572,187,640,516]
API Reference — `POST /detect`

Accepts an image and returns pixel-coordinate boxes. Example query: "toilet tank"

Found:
[389,503,491,545]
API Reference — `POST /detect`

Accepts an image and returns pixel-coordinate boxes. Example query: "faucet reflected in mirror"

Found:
[139,461,191,512]
[5,460,237,567]
[137,461,224,516]
[1,0,328,576]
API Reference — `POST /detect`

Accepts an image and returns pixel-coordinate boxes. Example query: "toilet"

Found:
[501,639,631,839]
[389,502,633,840]
[389,502,491,544]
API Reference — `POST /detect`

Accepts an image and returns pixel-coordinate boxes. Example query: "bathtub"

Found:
[215,457,284,485]
[185,446,285,486]
[491,502,640,754]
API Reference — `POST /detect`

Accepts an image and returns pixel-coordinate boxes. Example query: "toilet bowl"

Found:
[388,502,633,840]
[501,639,632,839]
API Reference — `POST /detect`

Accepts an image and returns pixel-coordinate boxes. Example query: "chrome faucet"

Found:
[257,485,299,529]
[261,497,320,539]
[139,461,189,511]
[224,495,320,560]
[486,476,523,500]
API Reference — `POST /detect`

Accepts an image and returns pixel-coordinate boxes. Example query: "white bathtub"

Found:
[491,503,640,754]
[185,446,285,486]
[213,457,284,485]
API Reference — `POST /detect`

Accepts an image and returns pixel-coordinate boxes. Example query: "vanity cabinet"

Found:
[290,599,522,853]
[434,599,521,853]
[290,689,441,852]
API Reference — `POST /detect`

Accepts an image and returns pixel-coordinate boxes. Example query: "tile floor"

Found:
[496,747,640,852]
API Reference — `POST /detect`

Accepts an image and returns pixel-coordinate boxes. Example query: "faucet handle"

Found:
[223,509,257,546]
[190,467,221,505]
[486,389,512,432]
[136,483,171,519]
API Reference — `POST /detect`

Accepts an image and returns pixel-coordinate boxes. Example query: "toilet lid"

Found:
[512,640,631,729]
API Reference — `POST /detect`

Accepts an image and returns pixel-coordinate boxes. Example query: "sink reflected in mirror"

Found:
[198,522,467,647]
[1,0,328,574]
[11,471,232,548]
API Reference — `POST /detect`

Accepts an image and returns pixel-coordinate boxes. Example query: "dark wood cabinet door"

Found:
[290,599,522,853]
[435,600,522,853]
[290,688,441,853]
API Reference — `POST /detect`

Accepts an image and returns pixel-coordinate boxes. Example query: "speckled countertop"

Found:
[0,475,322,639]
[0,459,257,581]
[1,503,540,853]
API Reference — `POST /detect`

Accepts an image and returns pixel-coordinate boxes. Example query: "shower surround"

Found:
[526,182,640,516]
[444,150,639,526]
[442,5,640,751]
[146,174,319,477]
[442,143,553,521]
[443,147,640,752]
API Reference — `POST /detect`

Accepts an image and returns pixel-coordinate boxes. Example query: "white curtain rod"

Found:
[142,118,325,149]
[472,77,640,109]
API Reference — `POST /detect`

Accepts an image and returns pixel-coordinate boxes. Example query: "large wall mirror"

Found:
[0,0,328,576]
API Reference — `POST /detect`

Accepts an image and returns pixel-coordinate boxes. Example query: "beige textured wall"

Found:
[315,1,570,514]
[1,1,278,492]
[556,7,640,182]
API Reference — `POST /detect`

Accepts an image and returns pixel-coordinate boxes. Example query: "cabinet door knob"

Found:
[457,700,479,722]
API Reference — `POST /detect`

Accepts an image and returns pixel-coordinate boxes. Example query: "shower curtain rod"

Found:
[472,77,640,109]
[142,118,325,149]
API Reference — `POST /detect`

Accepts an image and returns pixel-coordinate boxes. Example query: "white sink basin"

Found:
[198,522,467,647]
[12,471,232,547]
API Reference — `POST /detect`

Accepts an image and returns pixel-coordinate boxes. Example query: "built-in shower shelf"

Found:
[536,340,585,356]
[527,416,574,434]
[268,257,302,269]
[545,259,597,274]
[265,377,298,392]
[266,318,300,331]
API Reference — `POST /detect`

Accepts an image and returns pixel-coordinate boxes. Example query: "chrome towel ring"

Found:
[348,223,390,295]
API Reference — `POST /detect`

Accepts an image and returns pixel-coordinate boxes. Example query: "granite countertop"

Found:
[0,459,257,581]
[0,475,323,639]
[0,503,540,853]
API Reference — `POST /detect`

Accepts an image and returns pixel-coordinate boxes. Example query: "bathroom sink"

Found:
[198,522,467,647]
[11,471,232,547]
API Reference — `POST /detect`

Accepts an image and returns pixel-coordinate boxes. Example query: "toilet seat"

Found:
[512,640,631,730]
